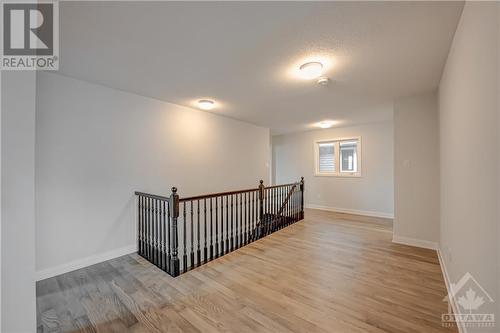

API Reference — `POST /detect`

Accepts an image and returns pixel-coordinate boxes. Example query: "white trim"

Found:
[392,234,438,250]
[437,248,467,333]
[36,244,137,281]
[305,203,394,219]
[313,136,362,177]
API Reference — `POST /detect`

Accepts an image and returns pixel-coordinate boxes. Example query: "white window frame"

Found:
[314,136,362,177]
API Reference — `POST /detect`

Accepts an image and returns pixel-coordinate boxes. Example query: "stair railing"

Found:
[135,177,304,277]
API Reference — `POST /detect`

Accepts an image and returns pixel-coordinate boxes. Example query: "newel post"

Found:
[300,177,305,220]
[258,180,265,238]
[169,187,180,277]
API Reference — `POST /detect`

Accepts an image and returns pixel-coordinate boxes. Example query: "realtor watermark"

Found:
[442,272,495,329]
[1,1,59,70]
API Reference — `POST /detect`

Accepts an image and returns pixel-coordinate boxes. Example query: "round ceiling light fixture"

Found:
[299,61,323,79]
[317,120,335,129]
[198,99,215,110]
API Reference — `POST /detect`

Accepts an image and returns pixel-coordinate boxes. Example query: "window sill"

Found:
[314,173,362,178]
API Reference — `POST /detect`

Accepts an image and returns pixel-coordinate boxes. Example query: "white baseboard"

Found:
[305,203,394,219]
[392,234,438,250]
[36,244,137,281]
[437,248,467,333]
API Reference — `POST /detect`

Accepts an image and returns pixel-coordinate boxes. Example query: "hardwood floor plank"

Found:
[37,209,456,333]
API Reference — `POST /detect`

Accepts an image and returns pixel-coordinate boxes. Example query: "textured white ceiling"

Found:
[58,1,463,134]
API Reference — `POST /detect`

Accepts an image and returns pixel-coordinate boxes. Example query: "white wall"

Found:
[36,73,270,278]
[272,121,394,218]
[1,72,37,333]
[393,92,439,248]
[439,2,499,330]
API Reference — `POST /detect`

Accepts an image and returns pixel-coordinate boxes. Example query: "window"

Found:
[314,137,361,177]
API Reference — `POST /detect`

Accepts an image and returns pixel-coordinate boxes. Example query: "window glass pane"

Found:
[340,140,358,173]
[318,142,335,173]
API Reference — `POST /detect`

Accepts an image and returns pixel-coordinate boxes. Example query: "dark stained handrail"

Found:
[179,187,258,202]
[264,182,297,189]
[134,191,170,201]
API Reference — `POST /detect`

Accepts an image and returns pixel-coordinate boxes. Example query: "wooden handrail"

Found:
[134,191,170,201]
[264,182,297,189]
[179,187,259,202]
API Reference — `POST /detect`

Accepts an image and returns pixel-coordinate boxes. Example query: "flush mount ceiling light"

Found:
[299,61,323,79]
[317,120,335,129]
[198,99,215,110]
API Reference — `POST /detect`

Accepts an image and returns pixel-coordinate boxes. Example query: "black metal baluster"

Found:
[280,186,288,227]
[163,199,167,270]
[245,192,250,244]
[268,188,272,234]
[249,192,254,240]
[247,192,252,244]
[155,199,159,266]
[294,186,298,222]
[243,192,247,244]
[148,197,152,260]
[209,197,214,260]
[167,200,171,272]
[190,200,194,270]
[182,202,187,272]
[148,198,152,261]
[253,191,257,240]
[225,195,229,254]
[204,198,208,264]
[240,193,243,247]
[231,194,234,251]
[197,199,201,267]
[286,186,292,222]
[137,196,141,256]
[286,185,293,223]
[163,201,168,271]
[159,199,164,270]
[273,187,277,232]
[295,185,298,221]
[235,194,239,248]
[215,196,219,258]
[138,196,142,256]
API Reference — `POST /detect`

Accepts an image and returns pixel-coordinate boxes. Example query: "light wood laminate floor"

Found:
[37,209,456,333]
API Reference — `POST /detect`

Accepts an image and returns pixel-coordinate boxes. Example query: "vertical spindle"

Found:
[231,194,235,251]
[235,193,239,248]
[167,200,171,272]
[204,198,207,263]
[197,200,201,266]
[210,198,214,260]
[183,201,187,272]
[239,192,243,247]
[215,197,219,258]
[154,199,158,266]
[225,195,229,254]
[190,200,194,269]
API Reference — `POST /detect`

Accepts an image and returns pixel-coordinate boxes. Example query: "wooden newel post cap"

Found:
[259,180,264,185]
[171,187,177,193]
[301,177,304,182]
